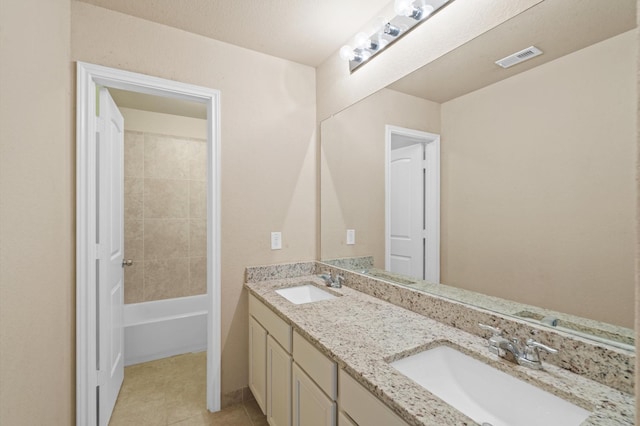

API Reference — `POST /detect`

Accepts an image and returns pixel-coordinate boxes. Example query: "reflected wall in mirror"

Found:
[321,89,440,266]
[320,0,637,347]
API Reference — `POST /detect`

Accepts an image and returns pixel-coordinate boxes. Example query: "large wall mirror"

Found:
[320,0,637,349]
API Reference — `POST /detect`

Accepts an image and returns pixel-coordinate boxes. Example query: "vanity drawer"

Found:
[249,294,292,353]
[293,331,337,400]
[338,369,409,426]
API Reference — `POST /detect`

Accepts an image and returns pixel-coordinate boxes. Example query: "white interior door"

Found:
[389,143,424,279]
[97,87,125,425]
[77,63,222,424]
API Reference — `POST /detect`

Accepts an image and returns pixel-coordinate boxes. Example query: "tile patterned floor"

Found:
[110,352,267,426]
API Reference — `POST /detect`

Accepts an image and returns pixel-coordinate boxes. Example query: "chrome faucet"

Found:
[479,323,558,370]
[318,271,344,288]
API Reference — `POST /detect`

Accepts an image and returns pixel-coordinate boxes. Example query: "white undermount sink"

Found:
[275,284,337,305]
[390,345,591,426]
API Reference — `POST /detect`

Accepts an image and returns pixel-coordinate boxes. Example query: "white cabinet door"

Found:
[292,331,337,400]
[249,316,267,414]
[338,411,357,426]
[267,335,291,426]
[292,363,336,426]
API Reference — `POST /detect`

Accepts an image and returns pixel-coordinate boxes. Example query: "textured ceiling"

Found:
[88,0,637,114]
[76,0,393,66]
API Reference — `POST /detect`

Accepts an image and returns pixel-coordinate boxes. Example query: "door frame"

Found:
[384,125,440,283]
[76,62,222,424]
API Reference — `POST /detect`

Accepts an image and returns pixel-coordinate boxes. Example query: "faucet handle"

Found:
[526,339,558,354]
[520,338,558,369]
[318,272,332,285]
[479,323,505,357]
[479,323,502,336]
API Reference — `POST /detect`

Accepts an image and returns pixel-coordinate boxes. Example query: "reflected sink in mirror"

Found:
[390,345,591,426]
[275,284,338,305]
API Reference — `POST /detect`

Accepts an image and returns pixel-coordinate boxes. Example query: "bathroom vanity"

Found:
[245,263,634,426]
[249,289,408,426]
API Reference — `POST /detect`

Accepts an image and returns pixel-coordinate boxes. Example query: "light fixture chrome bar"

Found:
[383,22,402,37]
[342,0,453,73]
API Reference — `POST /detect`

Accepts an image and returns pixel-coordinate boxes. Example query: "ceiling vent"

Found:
[495,46,543,69]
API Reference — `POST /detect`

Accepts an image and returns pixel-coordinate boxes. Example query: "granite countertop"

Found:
[245,275,635,426]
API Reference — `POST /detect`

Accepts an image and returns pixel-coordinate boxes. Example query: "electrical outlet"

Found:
[346,229,355,245]
[271,232,282,250]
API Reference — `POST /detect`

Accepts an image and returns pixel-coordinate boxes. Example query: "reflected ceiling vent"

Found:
[495,46,543,68]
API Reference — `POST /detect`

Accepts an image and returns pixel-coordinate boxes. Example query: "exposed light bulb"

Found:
[359,49,372,61]
[395,0,433,20]
[339,45,355,61]
[354,32,371,49]
[375,37,389,50]
[372,16,388,34]
[394,0,415,17]
[355,32,380,51]
[422,4,435,17]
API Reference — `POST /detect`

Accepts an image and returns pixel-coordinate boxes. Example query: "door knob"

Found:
[122,259,133,267]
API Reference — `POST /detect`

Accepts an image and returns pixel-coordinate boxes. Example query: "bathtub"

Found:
[124,294,208,366]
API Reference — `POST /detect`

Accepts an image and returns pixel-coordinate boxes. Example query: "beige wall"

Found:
[315,0,543,121]
[320,31,636,328]
[440,30,637,327]
[321,89,440,266]
[120,107,207,139]
[0,0,74,424]
[635,0,640,419]
[1,1,638,424]
[71,1,317,396]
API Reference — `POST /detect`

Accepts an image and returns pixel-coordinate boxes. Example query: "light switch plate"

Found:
[271,232,282,250]
[346,229,355,245]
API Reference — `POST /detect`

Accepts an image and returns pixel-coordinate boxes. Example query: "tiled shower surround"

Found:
[124,130,207,303]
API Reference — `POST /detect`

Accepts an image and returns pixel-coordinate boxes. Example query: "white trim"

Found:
[424,133,440,283]
[385,125,440,283]
[76,62,222,425]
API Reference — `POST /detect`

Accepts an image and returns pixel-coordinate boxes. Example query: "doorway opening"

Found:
[76,62,221,426]
[385,125,440,283]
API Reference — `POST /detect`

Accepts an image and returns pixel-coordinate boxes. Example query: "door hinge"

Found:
[96,369,106,386]
[95,244,102,260]
[422,159,428,170]
[422,229,427,239]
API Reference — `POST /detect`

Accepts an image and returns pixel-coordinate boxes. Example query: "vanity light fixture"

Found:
[339,0,453,73]
[394,0,435,20]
